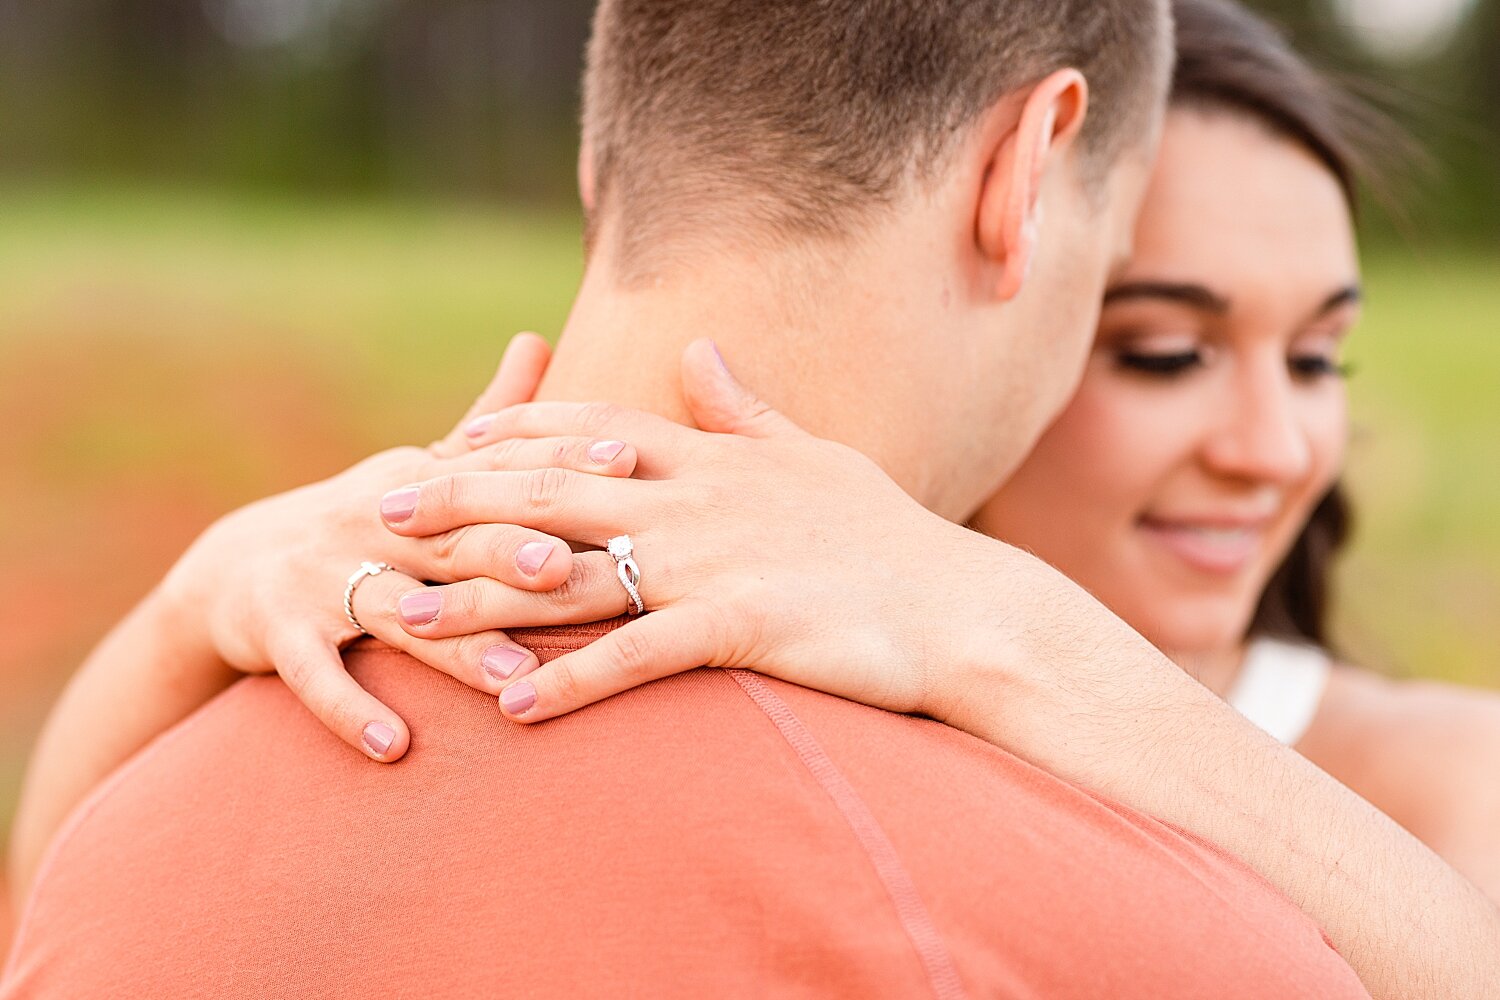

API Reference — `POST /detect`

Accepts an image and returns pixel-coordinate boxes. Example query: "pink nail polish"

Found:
[588,439,626,464]
[464,413,496,438]
[500,680,537,716]
[516,541,554,577]
[362,721,395,756]
[399,590,442,626]
[482,646,530,682]
[381,486,420,523]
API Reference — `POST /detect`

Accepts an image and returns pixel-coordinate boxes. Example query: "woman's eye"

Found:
[1115,350,1204,376]
[1289,355,1351,380]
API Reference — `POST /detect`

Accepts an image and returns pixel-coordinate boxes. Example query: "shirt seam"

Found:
[724,669,968,1000]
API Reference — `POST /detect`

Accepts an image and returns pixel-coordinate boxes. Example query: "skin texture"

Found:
[974,110,1355,662]
[11,62,1500,999]
[974,108,1500,902]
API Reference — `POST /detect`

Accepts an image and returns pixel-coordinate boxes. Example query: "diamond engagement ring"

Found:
[344,561,398,636]
[607,535,645,615]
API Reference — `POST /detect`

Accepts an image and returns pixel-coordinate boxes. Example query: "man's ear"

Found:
[976,69,1090,301]
[578,135,598,213]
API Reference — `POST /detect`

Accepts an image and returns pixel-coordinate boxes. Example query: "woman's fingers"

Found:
[268,627,411,763]
[496,604,719,722]
[430,333,553,459]
[461,400,695,457]
[396,523,576,587]
[455,434,639,479]
[349,568,541,695]
[380,469,647,540]
[392,552,629,638]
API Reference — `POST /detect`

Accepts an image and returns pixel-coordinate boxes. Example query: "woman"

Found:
[10,1,1499,993]
[970,29,1500,899]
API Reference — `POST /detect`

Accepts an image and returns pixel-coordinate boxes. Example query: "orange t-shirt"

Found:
[3,621,1368,999]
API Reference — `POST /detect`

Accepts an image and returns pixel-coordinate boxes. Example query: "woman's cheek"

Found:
[1297,388,1349,502]
[986,381,1178,564]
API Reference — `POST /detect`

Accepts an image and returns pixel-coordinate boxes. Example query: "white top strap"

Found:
[1225,638,1332,747]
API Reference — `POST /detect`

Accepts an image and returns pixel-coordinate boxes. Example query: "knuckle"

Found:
[545,556,605,612]
[487,437,527,471]
[521,466,570,513]
[429,524,473,567]
[610,627,656,683]
[323,693,365,738]
[418,474,461,519]
[577,401,622,436]
[442,583,482,625]
[547,661,583,707]
[481,527,522,577]
[277,649,317,693]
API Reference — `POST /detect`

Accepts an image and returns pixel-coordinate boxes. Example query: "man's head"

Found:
[565,0,1172,518]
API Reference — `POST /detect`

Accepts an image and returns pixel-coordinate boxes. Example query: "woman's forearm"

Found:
[933,547,1500,1000]
[7,584,235,907]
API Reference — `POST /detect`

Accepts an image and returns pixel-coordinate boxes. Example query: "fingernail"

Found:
[588,439,626,464]
[501,680,537,716]
[482,646,530,682]
[710,340,729,373]
[399,590,442,626]
[516,541,555,577]
[381,486,420,523]
[463,413,496,438]
[362,721,395,756]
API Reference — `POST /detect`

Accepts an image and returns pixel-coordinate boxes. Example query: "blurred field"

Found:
[0,184,1496,938]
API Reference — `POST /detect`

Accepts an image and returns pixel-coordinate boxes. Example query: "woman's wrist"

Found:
[917,539,1187,769]
[150,533,236,680]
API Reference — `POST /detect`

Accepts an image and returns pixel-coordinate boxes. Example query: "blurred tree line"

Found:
[0,0,1495,241]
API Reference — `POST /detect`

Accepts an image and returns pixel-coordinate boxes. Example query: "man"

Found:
[0,0,1428,995]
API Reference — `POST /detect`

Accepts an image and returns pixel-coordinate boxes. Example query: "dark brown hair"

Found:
[581,0,1172,271]
[1170,0,1389,648]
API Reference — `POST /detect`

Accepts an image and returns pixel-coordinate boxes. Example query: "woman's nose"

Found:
[1201,365,1313,486]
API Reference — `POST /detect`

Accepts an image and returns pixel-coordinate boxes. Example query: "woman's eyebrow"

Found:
[1102,281,1230,314]
[1314,285,1363,317]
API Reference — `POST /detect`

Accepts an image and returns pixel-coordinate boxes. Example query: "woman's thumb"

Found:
[680,339,797,438]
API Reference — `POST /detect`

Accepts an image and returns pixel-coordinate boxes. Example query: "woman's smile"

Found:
[1136,512,1275,576]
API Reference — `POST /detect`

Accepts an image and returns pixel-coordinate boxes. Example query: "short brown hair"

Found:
[582,0,1172,269]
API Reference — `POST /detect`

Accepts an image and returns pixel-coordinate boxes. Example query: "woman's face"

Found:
[973,109,1361,655]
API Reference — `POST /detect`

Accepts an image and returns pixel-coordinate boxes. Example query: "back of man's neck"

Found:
[535,255,878,441]
[529,239,995,522]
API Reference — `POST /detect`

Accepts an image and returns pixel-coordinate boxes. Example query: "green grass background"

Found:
[0,184,1496,932]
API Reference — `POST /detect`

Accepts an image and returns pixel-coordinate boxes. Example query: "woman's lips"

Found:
[1136,517,1268,575]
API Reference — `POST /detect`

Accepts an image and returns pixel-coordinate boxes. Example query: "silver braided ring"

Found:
[606,535,645,615]
[344,561,398,636]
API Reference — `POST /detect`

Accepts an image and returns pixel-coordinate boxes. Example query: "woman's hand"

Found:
[154,332,640,760]
[385,338,1007,723]
[10,332,650,900]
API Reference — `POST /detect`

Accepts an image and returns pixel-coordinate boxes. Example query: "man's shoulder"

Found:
[6,647,1366,999]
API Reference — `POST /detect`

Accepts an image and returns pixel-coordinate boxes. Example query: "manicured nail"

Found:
[500,680,537,716]
[482,646,530,682]
[399,590,442,626]
[362,721,395,756]
[463,413,496,438]
[516,541,555,577]
[588,439,626,465]
[381,486,420,523]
